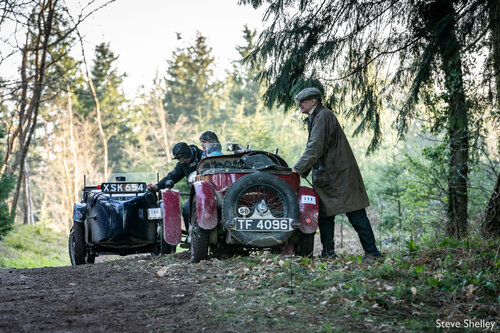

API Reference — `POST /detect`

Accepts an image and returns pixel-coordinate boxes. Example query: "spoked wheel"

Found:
[295,232,315,257]
[222,172,299,247]
[69,222,86,266]
[190,201,209,263]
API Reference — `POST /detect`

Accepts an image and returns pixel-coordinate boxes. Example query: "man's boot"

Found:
[319,216,337,257]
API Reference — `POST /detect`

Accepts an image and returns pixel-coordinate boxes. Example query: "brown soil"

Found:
[0,252,223,333]
[0,228,367,333]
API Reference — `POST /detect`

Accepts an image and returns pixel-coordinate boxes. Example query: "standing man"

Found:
[292,87,381,260]
[147,142,204,229]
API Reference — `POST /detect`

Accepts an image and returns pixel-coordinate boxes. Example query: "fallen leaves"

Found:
[156,266,168,278]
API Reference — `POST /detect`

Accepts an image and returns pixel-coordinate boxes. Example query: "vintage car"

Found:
[69,172,174,266]
[162,145,319,263]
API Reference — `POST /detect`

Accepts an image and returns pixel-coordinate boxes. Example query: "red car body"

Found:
[161,150,319,262]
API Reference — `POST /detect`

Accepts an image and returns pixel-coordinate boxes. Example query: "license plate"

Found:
[148,208,162,220]
[101,182,146,193]
[234,218,293,231]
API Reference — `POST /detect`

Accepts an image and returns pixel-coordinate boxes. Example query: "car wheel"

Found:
[190,201,209,263]
[295,232,315,257]
[160,222,176,255]
[69,222,86,266]
[222,172,299,247]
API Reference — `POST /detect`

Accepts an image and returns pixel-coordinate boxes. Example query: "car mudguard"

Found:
[73,203,86,223]
[193,181,218,230]
[297,186,319,234]
[162,190,182,245]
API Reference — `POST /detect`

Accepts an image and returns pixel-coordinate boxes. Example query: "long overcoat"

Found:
[294,105,369,217]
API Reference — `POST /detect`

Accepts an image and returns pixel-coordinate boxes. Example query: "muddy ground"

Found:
[0,228,367,332]
[0,251,218,332]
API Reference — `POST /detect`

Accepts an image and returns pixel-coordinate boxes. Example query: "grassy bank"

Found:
[191,237,499,332]
[0,224,69,268]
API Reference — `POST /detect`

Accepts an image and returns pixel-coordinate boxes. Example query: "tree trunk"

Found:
[22,159,34,225]
[22,172,29,225]
[426,0,469,238]
[78,32,108,179]
[340,222,343,248]
[67,86,79,202]
[489,0,500,105]
[10,0,57,220]
[157,97,171,163]
[482,0,500,238]
[483,173,500,237]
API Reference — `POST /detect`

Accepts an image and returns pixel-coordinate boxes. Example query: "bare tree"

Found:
[0,0,113,222]
[77,30,109,179]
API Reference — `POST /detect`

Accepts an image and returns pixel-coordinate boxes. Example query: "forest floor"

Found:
[0,232,498,332]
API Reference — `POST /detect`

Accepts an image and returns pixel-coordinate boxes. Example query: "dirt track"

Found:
[0,229,365,332]
[0,252,223,333]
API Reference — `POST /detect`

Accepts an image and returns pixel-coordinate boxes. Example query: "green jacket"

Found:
[294,105,369,216]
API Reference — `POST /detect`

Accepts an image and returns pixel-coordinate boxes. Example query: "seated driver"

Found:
[199,130,223,157]
[147,142,204,230]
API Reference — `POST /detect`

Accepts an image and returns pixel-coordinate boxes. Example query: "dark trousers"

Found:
[318,208,380,255]
[182,200,190,231]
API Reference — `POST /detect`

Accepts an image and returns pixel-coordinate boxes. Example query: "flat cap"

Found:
[172,142,191,159]
[294,87,322,102]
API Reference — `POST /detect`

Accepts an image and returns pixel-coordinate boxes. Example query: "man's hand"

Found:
[165,180,175,189]
[147,184,159,192]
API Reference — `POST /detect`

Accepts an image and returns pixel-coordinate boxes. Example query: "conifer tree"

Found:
[0,121,15,239]
[163,33,219,122]
[227,26,265,115]
[241,0,497,238]
[76,42,133,172]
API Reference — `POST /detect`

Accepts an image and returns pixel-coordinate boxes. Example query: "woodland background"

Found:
[0,0,499,258]
[0,2,498,331]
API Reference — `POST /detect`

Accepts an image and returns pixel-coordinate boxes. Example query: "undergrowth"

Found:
[199,236,499,332]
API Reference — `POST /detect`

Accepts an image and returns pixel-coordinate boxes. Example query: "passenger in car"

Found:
[199,130,223,157]
[147,142,204,230]
[292,87,381,262]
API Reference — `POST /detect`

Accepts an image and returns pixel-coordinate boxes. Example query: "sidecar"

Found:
[69,173,174,266]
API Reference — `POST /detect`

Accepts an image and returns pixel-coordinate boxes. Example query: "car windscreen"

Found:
[84,172,158,187]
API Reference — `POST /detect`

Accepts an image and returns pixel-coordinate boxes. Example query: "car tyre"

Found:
[160,222,176,255]
[190,201,208,263]
[69,222,86,266]
[222,172,299,246]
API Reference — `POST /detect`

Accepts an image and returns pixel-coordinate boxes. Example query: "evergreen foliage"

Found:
[0,126,15,239]
[75,42,134,172]
[0,3,497,253]
[241,0,496,149]
[0,175,15,239]
[163,33,219,123]
[227,26,264,115]
[240,0,498,238]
